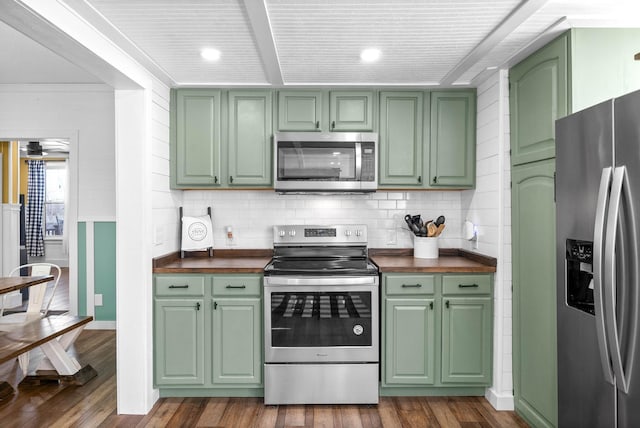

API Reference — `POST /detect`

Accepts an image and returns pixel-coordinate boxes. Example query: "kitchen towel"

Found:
[181,215,214,251]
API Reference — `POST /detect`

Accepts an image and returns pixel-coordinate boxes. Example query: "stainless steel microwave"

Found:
[274,132,378,193]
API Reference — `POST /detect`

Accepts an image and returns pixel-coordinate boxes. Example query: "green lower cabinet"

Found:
[154,298,205,386]
[441,297,492,384]
[511,159,557,427]
[381,273,493,395]
[154,274,263,395]
[211,297,262,385]
[385,298,436,385]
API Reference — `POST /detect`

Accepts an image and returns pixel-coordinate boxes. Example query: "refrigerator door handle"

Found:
[604,166,637,394]
[594,166,615,385]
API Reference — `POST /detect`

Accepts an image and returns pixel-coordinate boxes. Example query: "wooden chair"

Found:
[0,263,62,325]
[0,263,62,376]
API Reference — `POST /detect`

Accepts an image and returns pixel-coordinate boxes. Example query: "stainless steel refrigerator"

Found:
[556,89,640,427]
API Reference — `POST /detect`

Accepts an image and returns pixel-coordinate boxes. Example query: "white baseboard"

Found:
[87,320,116,330]
[486,387,514,411]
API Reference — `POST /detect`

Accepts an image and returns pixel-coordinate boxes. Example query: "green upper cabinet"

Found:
[429,90,476,187]
[329,90,375,131]
[510,28,640,167]
[227,90,272,186]
[277,89,374,132]
[277,90,323,131]
[174,89,222,186]
[509,34,568,166]
[379,91,425,186]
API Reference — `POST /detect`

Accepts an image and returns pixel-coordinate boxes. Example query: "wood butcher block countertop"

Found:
[153,250,271,274]
[369,248,497,273]
[153,248,496,274]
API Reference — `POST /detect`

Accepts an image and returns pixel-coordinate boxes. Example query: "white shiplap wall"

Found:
[151,80,182,258]
[180,190,464,250]
[461,69,513,409]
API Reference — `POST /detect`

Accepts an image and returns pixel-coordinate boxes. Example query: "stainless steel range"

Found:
[263,224,379,405]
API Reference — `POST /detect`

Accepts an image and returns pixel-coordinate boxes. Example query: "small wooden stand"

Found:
[179,206,214,259]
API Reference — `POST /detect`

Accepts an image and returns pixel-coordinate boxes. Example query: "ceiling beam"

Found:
[242,0,283,86]
[62,0,174,87]
[440,0,549,86]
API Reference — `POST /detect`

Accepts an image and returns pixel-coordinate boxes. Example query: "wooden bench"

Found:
[0,314,97,400]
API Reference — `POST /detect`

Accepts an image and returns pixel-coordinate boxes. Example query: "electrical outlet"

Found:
[94,294,103,306]
[386,229,397,245]
[153,225,164,246]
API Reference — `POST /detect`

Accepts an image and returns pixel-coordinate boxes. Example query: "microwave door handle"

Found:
[604,166,632,393]
[594,166,614,385]
[355,142,362,180]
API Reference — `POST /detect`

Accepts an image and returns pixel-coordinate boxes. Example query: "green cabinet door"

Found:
[175,89,222,186]
[511,159,557,428]
[211,297,262,385]
[154,298,205,385]
[379,91,425,186]
[384,298,436,385]
[441,297,492,384]
[228,90,272,186]
[277,90,322,131]
[510,33,568,166]
[429,91,476,187]
[329,91,374,131]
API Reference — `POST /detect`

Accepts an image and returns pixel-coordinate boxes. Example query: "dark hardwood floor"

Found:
[0,329,529,427]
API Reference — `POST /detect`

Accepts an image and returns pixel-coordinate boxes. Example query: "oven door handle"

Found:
[264,276,377,286]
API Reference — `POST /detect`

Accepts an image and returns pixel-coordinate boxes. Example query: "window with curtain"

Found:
[44,161,66,238]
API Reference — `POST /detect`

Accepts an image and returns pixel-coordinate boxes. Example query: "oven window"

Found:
[277,142,356,181]
[270,292,372,347]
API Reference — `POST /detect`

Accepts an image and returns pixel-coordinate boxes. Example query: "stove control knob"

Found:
[345,230,352,237]
[279,230,286,237]
[289,230,296,237]
[355,230,362,237]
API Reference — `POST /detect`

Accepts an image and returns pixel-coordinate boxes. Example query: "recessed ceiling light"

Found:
[201,48,221,61]
[360,48,381,63]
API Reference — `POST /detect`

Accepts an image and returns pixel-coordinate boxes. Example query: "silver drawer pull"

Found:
[402,283,422,288]
[458,283,479,288]
[226,284,246,289]
[169,285,189,289]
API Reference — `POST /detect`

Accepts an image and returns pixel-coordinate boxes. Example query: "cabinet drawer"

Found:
[155,275,206,296]
[385,275,435,295]
[212,276,262,296]
[442,275,492,295]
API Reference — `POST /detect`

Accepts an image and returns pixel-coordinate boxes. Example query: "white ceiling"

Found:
[1,0,640,87]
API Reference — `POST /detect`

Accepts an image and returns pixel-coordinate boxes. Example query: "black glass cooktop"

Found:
[263,258,379,276]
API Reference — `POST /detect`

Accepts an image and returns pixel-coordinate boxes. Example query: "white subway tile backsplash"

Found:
[378,200,397,210]
[180,190,465,249]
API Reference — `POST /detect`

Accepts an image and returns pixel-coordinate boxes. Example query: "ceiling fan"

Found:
[20,139,69,157]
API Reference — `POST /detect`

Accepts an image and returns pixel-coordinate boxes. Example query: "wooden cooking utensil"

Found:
[434,223,446,237]
[427,222,437,237]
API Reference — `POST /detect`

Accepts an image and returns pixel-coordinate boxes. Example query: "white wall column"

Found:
[115,89,157,413]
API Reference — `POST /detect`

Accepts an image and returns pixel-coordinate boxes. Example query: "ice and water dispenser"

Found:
[565,239,595,315]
